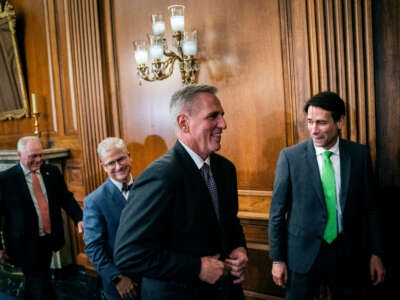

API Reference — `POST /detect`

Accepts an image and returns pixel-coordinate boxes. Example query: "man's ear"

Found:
[336,115,345,130]
[177,114,189,132]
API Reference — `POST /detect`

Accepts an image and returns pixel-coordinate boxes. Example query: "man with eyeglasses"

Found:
[83,137,139,300]
[0,136,83,300]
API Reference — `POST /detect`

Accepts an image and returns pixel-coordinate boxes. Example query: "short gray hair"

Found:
[97,137,128,161]
[17,136,41,153]
[169,84,218,125]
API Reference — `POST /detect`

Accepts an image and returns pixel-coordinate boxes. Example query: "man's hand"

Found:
[370,254,385,286]
[0,250,9,265]
[77,221,84,234]
[199,254,228,284]
[272,261,288,288]
[115,275,139,299]
[224,246,248,284]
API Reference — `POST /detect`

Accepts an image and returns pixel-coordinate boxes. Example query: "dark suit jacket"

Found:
[114,141,246,300]
[83,178,132,299]
[269,139,383,274]
[0,163,82,271]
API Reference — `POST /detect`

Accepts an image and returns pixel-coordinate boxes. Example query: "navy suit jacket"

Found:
[0,163,82,271]
[83,178,132,299]
[114,141,246,300]
[269,139,383,274]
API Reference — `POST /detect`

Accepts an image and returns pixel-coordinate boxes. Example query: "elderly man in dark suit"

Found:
[114,84,248,300]
[0,136,83,300]
[83,137,139,300]
[269,92,385,299]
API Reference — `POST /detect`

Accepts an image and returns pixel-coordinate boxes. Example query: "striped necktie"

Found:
[200,163,220,221]
[32,171,52,234]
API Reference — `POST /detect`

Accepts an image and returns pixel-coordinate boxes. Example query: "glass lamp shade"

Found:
[168,4,185,31]
[149,35,164,59]
[182,30,197,56]
[151,13,165,35]
[133,40,148,64]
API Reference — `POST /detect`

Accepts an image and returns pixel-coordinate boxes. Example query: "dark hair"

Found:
[303,91,346,122]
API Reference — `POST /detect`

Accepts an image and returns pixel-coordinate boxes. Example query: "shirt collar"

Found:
[178,140,210,169]
[314,137,340,156]
[109,175,133,191]
[20,162,40,175]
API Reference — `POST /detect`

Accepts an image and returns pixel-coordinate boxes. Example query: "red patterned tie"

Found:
[32,171,52,234]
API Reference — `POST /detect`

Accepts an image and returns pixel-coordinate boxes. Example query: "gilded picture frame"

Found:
[0,0,28,121]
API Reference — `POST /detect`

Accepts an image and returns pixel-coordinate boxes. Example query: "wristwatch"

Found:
[111,275,121,286]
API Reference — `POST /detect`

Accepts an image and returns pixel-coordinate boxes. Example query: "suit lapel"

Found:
[104,178,127,209]
[339,139,351,211]
[174,141,221,222]
[305,139,326,209]
[40,166,52,200]
[15,164,40,224]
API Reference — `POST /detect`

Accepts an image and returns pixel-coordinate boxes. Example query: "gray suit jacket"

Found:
[269,139,383,274]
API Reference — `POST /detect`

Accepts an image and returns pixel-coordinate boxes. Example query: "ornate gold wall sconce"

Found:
[133,5,199,85]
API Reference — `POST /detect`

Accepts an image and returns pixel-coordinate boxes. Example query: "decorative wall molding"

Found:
[64,0,108,194]
[282,0,376,160]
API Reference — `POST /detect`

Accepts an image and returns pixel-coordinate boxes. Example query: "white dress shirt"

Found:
[314,138,343,233]
[20,162,49,236]
[110,175,133,200]
[178,140,211,169]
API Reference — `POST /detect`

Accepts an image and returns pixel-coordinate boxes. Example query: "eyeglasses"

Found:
[28,153,43,159]
[103,155,128,169]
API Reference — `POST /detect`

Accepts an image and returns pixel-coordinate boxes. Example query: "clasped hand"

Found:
[199,247,248,285]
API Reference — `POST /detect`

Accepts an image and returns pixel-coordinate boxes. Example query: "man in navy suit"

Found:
[83,137,139,300]
[269,92,385,299]
[0,136,83,300]
[114,84,248,300]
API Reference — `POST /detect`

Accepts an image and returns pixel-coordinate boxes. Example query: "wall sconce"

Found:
[133,5,199,85]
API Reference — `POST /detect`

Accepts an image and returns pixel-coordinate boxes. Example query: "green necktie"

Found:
[321,151,337,243]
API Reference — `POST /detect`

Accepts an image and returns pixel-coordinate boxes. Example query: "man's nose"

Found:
[218,115,227,130]
[311,123,319,134]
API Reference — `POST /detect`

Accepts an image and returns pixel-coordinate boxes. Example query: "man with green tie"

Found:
[268,91,385,299]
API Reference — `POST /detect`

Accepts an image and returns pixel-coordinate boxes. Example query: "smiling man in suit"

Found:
[0,136,83,300]
[114,84,248,300]
[83,137,139,300]
[269,91,385,299]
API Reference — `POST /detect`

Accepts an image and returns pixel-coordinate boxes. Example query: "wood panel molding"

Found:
[64,0,108,194]
[284,0,377,160]
[239,189,272,215]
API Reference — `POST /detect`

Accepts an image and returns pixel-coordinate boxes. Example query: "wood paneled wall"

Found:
[1,0,397,298]
[372,0,400,297]
[109,0,378,298]
[285,0,377,159]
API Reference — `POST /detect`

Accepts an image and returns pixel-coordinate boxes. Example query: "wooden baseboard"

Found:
[245,289,284,300]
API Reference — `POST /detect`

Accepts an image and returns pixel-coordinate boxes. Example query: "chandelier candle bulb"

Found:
[149,44,164,59]
[183,40,197,56]
[135,49,148,64]
[170,16,184,31]
[152,21,165,35]
[31,93,38,114]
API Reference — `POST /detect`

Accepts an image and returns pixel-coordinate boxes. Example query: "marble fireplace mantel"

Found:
[0,148,70,172]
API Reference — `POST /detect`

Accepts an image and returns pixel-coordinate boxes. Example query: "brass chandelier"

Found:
[133,5,199,85]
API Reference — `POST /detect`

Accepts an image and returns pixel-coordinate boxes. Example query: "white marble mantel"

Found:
[0,148,69,171]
